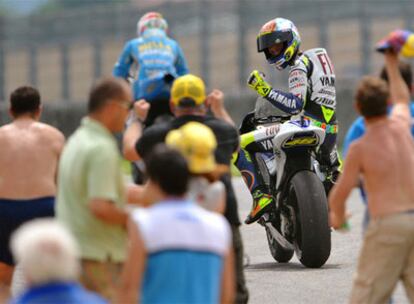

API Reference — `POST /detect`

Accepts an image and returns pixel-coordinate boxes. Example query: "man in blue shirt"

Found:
[113,12,189,127]
[344,61,414,156]
[343,60,414,228]
[117,145,234,304]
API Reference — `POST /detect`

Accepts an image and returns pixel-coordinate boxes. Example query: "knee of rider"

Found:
[231,151,239,165]
[240,131,256,150]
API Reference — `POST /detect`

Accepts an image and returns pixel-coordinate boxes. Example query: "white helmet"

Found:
[137,12,168,36]
[257,18,301,70]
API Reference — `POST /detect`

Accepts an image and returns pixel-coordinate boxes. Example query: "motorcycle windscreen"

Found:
[255,96,290,120]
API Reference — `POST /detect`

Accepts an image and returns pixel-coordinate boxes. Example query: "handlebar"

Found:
[254,115,290,125]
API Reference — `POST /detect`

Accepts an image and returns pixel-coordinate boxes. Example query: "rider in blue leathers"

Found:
[113,12,189,127]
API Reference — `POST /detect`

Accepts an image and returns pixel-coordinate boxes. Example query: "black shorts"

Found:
[0,197,55,265]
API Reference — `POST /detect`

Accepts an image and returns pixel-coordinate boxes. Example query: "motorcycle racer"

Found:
[113,12,189,127]
[234,17,341,224]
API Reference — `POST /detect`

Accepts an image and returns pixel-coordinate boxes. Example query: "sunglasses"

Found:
[114,100,134,111]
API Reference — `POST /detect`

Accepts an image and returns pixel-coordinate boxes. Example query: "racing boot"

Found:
[319,153,341,197]
[324,168,340,196]
[245,186,273,224]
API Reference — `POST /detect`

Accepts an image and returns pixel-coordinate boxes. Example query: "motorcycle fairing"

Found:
[272,119,325,191]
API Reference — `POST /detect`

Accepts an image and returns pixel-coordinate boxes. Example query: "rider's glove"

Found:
[247,70,272,97]
[376,29,414,57]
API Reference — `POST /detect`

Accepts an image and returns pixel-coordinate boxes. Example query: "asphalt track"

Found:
[233,177,409,304]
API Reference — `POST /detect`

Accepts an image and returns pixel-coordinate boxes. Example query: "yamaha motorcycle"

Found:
[239,111,331,268]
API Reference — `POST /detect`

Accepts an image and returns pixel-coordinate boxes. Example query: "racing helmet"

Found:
[257,18,301,70]
[137,12,168,36]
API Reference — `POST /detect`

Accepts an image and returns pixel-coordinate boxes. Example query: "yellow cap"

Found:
[170,74,206,107]
[166,122,217,174]
[401,34,414,57]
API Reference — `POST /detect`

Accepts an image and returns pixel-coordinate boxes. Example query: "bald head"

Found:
[88,77,131,114]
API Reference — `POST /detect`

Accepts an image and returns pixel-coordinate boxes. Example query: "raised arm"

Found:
[123,121,142,161]
[206,89,235,126]
[386,51,411,123]
[123,100,150,161]
[247,70,304,115]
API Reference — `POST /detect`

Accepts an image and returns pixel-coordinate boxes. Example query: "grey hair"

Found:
[10,219,80,286]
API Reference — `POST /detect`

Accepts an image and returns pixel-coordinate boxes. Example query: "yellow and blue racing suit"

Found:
[113,28,189,126]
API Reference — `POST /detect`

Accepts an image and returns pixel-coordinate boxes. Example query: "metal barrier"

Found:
[0,0,413,104]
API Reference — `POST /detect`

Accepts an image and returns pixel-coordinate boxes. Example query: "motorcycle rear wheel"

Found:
[289,170,331,268]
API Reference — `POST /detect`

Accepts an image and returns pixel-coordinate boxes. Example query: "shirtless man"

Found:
[329,49,414,303]
[0,86,64,301]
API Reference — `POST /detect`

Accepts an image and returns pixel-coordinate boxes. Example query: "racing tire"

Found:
[289,170,331,268]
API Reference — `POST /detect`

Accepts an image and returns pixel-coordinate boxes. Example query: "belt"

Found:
[305,116,338,134]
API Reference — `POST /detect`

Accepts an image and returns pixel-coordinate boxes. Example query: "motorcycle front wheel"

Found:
[288,170,331,268]
[265,225,294,263]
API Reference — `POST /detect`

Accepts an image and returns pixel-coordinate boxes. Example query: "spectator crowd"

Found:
[0,10,414,304]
